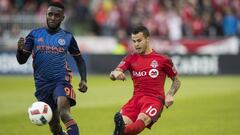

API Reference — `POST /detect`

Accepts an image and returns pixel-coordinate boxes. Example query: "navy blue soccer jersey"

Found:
[23,27,80,82]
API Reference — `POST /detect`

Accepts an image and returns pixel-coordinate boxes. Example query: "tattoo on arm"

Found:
[167,76,181,96]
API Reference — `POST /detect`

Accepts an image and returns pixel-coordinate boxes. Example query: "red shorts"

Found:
[120,95,164,128]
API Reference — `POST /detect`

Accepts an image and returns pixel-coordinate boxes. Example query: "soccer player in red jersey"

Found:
[110,25,181,135]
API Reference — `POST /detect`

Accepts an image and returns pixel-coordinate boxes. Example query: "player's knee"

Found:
[138,113,152,126]
[123,115,133,125]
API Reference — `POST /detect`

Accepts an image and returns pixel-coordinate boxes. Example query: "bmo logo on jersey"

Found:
[132,71,147,77]
[132,69,159,78]
[149,69,159,78]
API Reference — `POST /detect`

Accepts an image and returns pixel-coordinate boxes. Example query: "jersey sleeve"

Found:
[116,55,131,71]
[68,36,81,56]
[163,57,177,79]
[24,32,34,53]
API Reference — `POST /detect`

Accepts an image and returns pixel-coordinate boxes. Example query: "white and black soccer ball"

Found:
[28,101,53,126]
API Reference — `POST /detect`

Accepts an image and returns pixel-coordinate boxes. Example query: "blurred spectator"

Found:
[0,0,14,15]
[191,14,206,36]
[222,7,238,36]
[198,0,213,14]
[206,11,223,37]
[93,1,108,34]
[1,0,240,39]
[22,0,38,14]
[0,25,3,37]
[180,0,196,36]
[103,4,120,36]
[36,2,48,24]
[129,0,148,33]
[10,23,20,38]
[166,6,182,41]
[154,4,168,37]
[70,0,92,35]
[75,0,91,23]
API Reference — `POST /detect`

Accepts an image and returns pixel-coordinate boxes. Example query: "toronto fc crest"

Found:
[150,60,158,68]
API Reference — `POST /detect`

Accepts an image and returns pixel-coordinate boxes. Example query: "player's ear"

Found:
[146,36,150,42]
[62,15,65,21]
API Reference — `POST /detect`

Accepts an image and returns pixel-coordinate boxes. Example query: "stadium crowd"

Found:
[0,0,240,41]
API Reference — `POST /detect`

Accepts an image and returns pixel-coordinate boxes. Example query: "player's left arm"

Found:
[16,33,34,64]
[165,76,181,108]
[73,55,87,93]
[163,57,181,108]
[69,36,88,93]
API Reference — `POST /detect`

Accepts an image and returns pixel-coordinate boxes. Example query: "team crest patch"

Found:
[58,38,65,46]
[150,60,158,68]
[149,69,159,78]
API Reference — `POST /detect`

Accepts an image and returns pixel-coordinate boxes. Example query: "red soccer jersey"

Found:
[117,50,177,99]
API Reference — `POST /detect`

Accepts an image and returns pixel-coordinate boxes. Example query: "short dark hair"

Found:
[48,1,64,11]
[131,25,150,38]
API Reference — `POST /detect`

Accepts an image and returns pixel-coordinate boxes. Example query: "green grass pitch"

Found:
[0,75,240,135]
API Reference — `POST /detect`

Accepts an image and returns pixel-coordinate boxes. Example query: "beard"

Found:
[47,21,61,31]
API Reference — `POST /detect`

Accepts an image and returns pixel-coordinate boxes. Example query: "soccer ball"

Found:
[28,101,53,126]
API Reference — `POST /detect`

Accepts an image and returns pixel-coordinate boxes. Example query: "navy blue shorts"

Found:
[34,80,76,110]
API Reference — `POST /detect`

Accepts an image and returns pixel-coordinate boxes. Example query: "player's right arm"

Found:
[110,68,126,81]
[16,34,33,64]
[110,55,131,81]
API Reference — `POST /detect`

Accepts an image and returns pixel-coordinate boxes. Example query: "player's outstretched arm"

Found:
[16,37,31,64]
[165,76,181,108]
[110,68,126,81]
[73,55,88,93]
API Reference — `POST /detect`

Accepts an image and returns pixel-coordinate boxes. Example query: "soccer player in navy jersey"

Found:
[16,2,87,135]
[110,25,181,135]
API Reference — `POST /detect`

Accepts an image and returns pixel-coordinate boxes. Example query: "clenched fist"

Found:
[165,94,174,108]
[78,80,88,93]
[17,37,25,50]
[110,70,126,81]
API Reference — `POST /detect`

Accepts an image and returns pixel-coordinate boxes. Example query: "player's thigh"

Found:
[121,96,141,123]
[53,81,77,107]
[35,83,56,110]
[57,96,70,111]
[139,96,164,125]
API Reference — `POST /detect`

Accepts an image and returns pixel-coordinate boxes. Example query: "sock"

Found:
[65,119,79,135]
[124,119,145,135]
